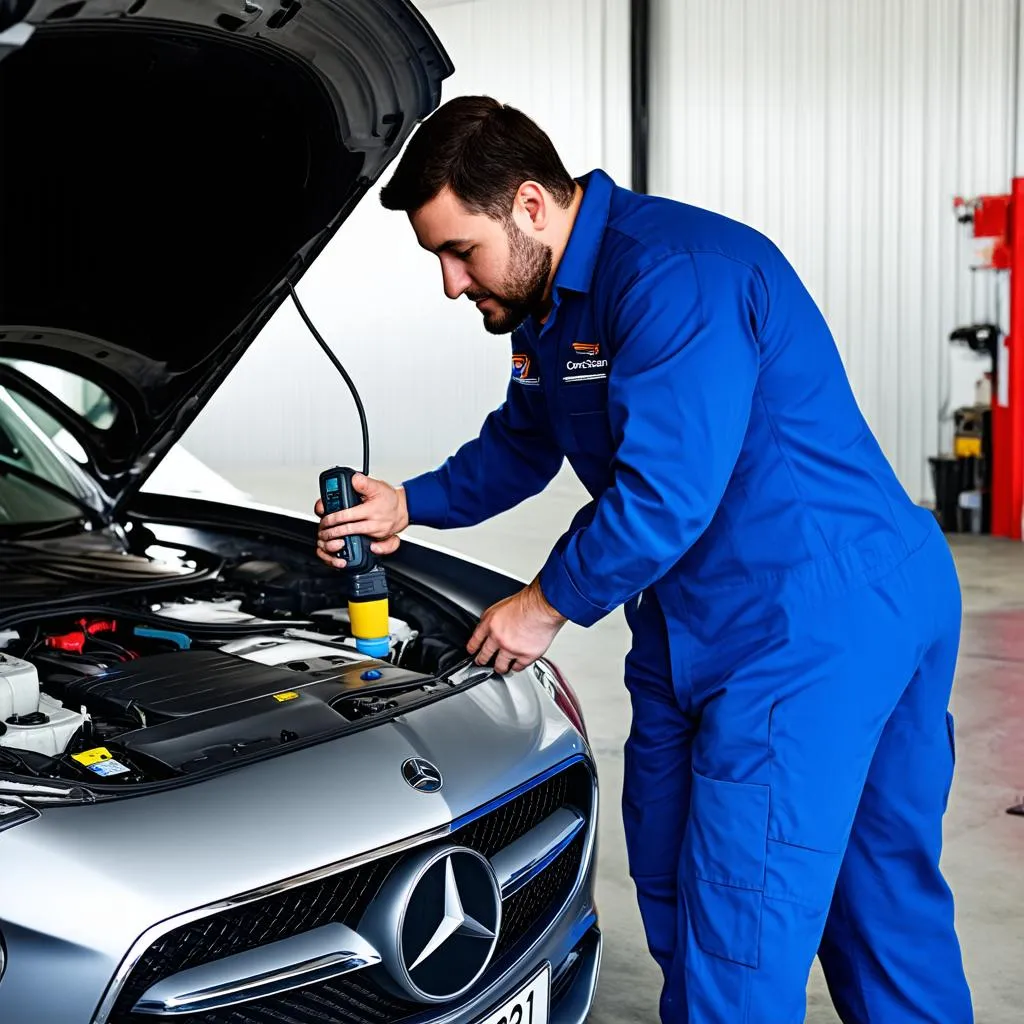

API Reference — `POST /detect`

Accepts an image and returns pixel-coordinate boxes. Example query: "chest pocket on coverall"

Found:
[555,330,615,478]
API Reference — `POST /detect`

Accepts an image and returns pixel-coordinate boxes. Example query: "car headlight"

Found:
[532,659,589,740]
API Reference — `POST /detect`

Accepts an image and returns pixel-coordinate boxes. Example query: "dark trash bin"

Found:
[929,455,979,533]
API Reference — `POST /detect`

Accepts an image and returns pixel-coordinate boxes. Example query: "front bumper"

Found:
[552,925,602,1024]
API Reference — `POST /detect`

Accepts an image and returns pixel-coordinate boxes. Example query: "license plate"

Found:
[475,965,550,1024]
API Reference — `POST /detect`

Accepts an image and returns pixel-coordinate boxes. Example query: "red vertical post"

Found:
[994,178,1024,539]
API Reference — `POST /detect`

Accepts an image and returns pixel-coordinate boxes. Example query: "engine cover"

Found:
[57,648,349,720]
[44,642,435,777]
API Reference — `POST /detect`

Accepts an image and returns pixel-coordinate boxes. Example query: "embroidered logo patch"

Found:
[565,341,609,383]
[511,353,540,386]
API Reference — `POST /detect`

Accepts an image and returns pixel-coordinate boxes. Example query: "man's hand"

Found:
[314,474,409,569]
[468,578,568,675]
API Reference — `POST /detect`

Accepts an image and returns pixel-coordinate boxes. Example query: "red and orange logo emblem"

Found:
[511,354,531,379]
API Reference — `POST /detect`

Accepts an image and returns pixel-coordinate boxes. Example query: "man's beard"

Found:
[470,225,553,335]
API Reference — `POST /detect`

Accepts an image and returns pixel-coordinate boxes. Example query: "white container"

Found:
[1,693,88,758]
[1,654,88,757]
[0,653,40,722]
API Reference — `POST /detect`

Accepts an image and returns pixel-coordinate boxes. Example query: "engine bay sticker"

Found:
[273,691,300,702]
[86,758,131,777]
[72,747,113,766]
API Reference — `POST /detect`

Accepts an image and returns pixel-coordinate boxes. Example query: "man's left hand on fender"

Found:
[468,578,568,674]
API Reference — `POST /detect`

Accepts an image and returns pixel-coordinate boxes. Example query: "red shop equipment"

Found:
[953,182,1024,540]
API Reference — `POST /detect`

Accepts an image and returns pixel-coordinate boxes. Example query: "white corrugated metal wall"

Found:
[182,0,1020,509]
[181,0,631,486]
[648,0,1021,503]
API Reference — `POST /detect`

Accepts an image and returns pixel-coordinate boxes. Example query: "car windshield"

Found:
[0,385,106,528]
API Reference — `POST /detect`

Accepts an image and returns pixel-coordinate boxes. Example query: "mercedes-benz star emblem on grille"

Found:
[402,757,443,792]
[359,846,502,1004]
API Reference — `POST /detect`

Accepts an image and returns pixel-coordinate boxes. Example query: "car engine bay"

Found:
[0,528,483,789]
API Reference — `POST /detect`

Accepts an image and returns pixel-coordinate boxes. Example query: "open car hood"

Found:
[0,0,451,510]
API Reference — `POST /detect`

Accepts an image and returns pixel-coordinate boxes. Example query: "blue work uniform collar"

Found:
[552,168,615,297]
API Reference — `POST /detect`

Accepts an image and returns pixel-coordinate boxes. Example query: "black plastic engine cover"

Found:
[113,694,352,774]
[55,649,435,776]
[58,650,319,720]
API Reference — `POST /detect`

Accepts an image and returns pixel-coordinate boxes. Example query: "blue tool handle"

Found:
[319,466,375,574]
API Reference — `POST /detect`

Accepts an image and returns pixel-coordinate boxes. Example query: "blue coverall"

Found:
[401,169,973,1023]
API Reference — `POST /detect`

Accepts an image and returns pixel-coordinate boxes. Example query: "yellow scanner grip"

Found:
[348,597,389,641]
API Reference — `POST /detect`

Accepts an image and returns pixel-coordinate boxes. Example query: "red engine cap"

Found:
[46,631,86,653]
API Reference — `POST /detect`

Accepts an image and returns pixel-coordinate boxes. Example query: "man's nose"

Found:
[440,258,471,300]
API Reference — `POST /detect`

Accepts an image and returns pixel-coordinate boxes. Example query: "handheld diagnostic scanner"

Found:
[319,466,390,658]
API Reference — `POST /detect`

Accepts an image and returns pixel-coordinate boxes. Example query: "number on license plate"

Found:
[475,965,550,1024]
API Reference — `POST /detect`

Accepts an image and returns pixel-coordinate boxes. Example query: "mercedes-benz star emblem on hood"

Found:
[402,757,443,792]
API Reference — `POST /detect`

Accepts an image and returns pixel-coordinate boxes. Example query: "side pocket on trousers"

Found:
[686,768,769,968]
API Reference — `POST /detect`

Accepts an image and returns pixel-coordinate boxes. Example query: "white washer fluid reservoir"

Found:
[0,652,40,723]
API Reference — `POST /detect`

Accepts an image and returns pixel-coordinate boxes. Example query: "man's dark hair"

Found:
[380,96,576,219]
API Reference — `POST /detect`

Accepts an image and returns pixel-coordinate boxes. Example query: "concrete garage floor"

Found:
[231,466,1023,1023]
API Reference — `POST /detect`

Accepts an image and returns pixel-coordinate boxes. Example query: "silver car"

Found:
[0,2,601,1022]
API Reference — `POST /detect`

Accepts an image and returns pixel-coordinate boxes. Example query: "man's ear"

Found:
[513,181,548,233]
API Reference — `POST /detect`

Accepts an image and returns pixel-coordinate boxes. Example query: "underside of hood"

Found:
[0,0,452,508]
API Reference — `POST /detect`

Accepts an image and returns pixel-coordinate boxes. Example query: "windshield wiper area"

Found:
[12,515,98,540]
[0,458,108,530]
[0,777,94,807]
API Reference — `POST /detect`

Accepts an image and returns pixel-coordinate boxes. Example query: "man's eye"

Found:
[455,248,474,260]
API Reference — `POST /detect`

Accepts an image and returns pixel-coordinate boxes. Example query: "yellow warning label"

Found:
[273,691,300,703]
[72,747,112,766]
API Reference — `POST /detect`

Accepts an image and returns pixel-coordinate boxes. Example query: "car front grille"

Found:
[115,855,405,1013]
[181,973,407,1024]
[108,760,593,1024]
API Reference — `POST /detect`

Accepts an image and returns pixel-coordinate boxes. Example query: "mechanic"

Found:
[314,96,973,1023]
